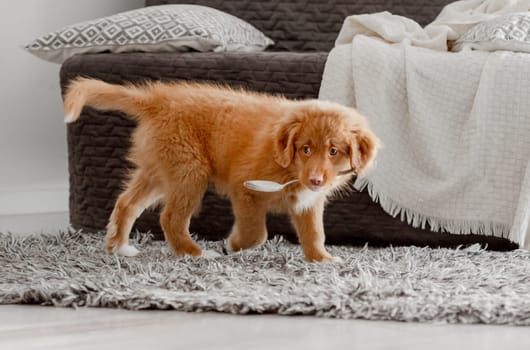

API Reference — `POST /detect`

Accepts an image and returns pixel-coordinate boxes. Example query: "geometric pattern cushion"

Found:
[25,4,274,64]
[454,12,530,53]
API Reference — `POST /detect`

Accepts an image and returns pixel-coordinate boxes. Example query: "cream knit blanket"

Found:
[319,0,530,248]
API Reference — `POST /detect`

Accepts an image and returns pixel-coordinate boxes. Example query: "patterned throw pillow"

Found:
[25,5,274,64]
[454,12,530,53]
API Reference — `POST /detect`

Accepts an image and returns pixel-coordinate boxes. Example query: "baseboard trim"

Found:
[0,185,69,216]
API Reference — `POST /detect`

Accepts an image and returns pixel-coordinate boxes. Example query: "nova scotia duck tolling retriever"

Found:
[63,78,380,262]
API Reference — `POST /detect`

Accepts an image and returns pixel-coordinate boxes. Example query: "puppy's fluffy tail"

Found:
[63,78,150,123]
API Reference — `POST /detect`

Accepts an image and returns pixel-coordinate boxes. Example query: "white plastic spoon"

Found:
[243,179,299,192]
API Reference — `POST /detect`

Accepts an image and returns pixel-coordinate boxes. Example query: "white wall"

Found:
[0,0,144,216]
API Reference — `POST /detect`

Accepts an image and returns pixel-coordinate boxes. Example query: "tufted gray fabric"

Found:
[146,0,456,52]
[1,231,529,324]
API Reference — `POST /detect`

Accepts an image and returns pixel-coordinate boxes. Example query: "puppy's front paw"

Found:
[330,256,343,264]
[304,251,336,263]
[317,256,343,264]
[224,240,240,255]
[115,244,140,257]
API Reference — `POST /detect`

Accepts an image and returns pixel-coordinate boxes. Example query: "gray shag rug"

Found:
[1,231,529,325]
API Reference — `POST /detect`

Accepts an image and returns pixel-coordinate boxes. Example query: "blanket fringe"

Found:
[354,177,513,240]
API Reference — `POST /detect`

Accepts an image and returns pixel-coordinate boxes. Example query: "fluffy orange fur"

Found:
[63,78,380,262]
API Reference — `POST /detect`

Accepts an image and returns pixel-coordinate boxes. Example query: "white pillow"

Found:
[25,4,274,64]
[454,12,530,53]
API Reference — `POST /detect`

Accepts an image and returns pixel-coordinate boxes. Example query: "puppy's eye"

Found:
[303,145,311,155]
[329,147,338,156]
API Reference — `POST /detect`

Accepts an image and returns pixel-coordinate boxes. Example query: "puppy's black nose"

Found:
[310,177,323,186]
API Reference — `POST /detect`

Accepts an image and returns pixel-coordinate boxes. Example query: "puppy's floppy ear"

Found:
[273,118,301,168]
[349,128,381,175]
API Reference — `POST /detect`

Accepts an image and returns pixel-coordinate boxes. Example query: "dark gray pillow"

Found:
[25,4,274,64]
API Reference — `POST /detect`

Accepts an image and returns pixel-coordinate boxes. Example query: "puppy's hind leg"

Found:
[106,170,162,256]
[159,170,212,257]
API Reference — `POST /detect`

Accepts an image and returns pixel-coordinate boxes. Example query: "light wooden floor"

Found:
[1,213,529,350]
[1,305,530,350]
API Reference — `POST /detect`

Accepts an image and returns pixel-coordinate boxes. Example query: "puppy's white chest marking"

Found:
[293,189,322,214]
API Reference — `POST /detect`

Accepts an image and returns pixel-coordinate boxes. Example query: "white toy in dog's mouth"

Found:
[243,179,299,192]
